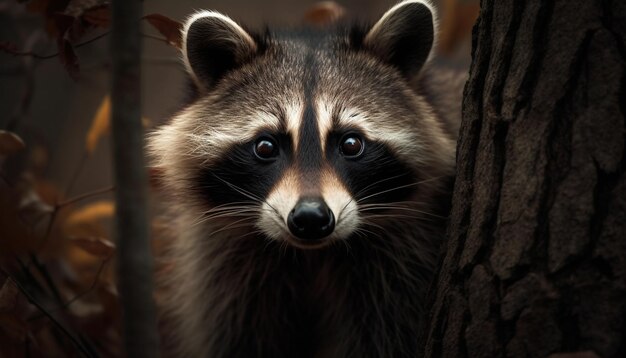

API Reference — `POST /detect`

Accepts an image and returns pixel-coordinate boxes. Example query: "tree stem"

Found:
[110,0,160,356]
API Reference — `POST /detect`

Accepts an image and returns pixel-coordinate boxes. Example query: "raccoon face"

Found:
[149,1,455,250]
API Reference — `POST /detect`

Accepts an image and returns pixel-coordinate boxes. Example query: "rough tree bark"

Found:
[110,0,160,356]
[422,1,626,357]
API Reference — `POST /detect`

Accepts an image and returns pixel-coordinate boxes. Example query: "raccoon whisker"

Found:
[356,183,424,204]
[193,213,257,227]
[337,173,409,220]
[208,217,257,238]
[210,172,283,219]
[354,227,384,241]
[199,208,260,220]
[358,206,444,219]
[355,176,445,204]
[353,173,409,199]
[202,201,259,214]
[192,208,259,226]
[359,220,387,233]
[209,173,265,203]
[363,214,435,223]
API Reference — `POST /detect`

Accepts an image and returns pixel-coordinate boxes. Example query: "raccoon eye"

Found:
[340,134,364,158]
[254,137,278,160]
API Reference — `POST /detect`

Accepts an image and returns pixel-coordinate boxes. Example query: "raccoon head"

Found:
[149,0,455,250]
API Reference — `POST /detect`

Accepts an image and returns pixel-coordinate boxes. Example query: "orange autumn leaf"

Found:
[64,200,114,228]
[0,131,26,157]
[144,14,183,48]
[86,95,111,155]
[304,1,346,26]
[85,95,151,154]
[70,236,115,258]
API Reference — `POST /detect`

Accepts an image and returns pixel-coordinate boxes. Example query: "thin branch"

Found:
[58,185,115,207]
[62,257,111,308]
[28,256,112,320]
[65,151,88,196]
[140,32,170,44]
[1,270,95,358]
[2,32,171,60]
[1,32,110,60]
[28,253,64,305]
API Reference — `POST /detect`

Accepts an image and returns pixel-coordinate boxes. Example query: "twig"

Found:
[62,257,110,308]
[1,270,95,358]
[2,32,110,60]
[65,151,88,197]
[36,208,58,251]
[140,32,170,44]
[58,185,115,207]
[28,253,64,305]
[28,256,112,320]
[2,32,171,60]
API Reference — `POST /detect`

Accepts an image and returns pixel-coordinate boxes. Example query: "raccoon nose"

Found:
[287,197,335,241]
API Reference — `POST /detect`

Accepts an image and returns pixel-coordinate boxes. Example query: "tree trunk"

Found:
[422,1,626,357]
[110,0,160,356]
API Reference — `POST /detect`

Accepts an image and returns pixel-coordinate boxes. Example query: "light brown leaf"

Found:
[86,95,110,154]
[70,236,115,258]
[144,13,183,48]
[65,201,114,227]
[304,1,346,26]
[81,5,110,28]
[57,38,80,79]
[0,278,19,311]
[18,183,54,226]
[0,130,26,156]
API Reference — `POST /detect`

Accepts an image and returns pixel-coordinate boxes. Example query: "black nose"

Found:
[287,197,335,241]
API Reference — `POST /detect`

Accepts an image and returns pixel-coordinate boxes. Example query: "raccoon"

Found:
[148,1,463,357]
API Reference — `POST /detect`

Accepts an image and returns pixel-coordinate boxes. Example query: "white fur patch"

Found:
[315,99,334,155]
[320,169,360,240]
[284,101,304,151]
[256,168,300,240]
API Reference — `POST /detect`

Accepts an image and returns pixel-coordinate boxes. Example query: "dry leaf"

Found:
[0,41,20,56]
[85,96,150,154]
[64,201,114,228]
[69,237,115,258]
[86,95,110,154]
[0,278,19,311]
[143,13,183,48]
[0,130,26,156]
[0,186,40,256]
[304,1,346,26]
[57,38,80,79]
[81,5,110,28]
[18,183,54,226]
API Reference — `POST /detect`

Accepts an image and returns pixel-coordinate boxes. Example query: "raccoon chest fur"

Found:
[149,1,462,357]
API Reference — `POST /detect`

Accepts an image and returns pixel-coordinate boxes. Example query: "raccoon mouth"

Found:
[284,236,335,250]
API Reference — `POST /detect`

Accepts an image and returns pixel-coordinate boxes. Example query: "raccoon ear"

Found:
[182,11,258,90]
[363,0,436,80]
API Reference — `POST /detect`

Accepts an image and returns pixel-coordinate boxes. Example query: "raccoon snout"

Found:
[287,197,335,241]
